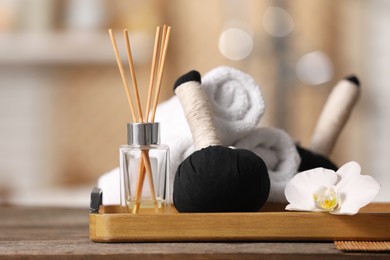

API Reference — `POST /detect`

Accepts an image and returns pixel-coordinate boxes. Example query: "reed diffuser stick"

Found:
[108,29,137,122]
[145,26,161,122]
[157,25,168,78]
[124,29,144,122]
[150,26,171,122]
[133,151,158,213]
[124,29,158,213]
[109,28,158,213]
[132,26,170,213]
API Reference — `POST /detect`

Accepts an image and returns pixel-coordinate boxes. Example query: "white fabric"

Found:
[233,127,301,202]
[202,66,265,144]
[97,168,120,206]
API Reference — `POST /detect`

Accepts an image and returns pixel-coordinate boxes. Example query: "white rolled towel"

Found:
[156,67,264,142]
[156,66,265,175]
[233,127,301,203]
[202,66,265,144]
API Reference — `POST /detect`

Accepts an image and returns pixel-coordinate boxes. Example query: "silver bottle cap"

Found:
[127,122,160,145]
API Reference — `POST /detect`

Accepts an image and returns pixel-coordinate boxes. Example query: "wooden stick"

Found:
[133,157,146,213]
[108,29,137,122]
[134,26,167,213]
[150,24,167,121]
[133,151,158,213]
[127,26,163,213]
[150,26,171,122]
[124,29,143,123]
[157,25,168,79]
[135,26,163,213]
[133,150,158,213]
[145,26,161,123]
[142,152,158,210]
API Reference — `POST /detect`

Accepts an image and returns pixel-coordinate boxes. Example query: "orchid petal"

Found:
[333,174,380,215]
[285,168,338,211]
[285,203,323,212]
[285,182,317,211]
[335,161,361,192]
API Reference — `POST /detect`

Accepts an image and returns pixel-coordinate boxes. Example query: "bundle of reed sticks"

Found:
[108,25,171,213]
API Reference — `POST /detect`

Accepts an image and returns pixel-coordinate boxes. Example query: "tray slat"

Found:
[90,203,390,242]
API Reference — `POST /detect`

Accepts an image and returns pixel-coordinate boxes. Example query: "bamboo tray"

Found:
[89,203,390,242]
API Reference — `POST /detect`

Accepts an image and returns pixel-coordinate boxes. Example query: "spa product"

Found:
[310,75,361,156]
[172,71,270,213]
[120,122,169,213]
[109,25,172,213]
[295,75,360,172]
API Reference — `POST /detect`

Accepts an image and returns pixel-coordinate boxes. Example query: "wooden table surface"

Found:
[0,206,388,259]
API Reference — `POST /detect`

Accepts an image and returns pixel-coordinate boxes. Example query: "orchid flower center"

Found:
[313,186,340,211]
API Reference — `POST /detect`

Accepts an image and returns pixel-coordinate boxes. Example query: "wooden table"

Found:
[0,206,388,259]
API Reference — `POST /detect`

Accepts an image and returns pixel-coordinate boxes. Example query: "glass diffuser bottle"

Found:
[120,122,170,213]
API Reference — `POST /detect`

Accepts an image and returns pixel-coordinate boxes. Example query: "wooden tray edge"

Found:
[90,203,390,243]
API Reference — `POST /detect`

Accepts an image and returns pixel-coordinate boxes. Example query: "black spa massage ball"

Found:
[296,145,338,172]
[173,145,270,213]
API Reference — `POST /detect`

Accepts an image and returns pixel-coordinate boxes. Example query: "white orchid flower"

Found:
[284,161,380,215]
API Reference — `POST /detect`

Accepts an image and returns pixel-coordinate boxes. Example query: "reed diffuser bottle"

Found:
[120,122,170,213]
[108,24,172,214]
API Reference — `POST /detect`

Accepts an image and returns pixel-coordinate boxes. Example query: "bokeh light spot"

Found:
[263,6,294,37]
[218,28,253,61]
[296,51,334,85]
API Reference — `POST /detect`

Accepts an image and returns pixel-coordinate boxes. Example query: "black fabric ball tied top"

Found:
[172,70,270,213]
[297,75,361,172]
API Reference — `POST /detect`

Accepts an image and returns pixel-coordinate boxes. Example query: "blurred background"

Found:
[1,0,389,207]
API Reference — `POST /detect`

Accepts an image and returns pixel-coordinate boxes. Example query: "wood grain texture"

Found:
[1,206,389,259]
[90,203,390,242]
[335,241,390,251]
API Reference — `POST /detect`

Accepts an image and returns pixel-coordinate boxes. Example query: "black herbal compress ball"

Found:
[173,145,270,213]
[296,145,338,172]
